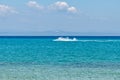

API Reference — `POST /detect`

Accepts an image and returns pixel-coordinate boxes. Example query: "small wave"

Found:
[77,40,120,42]
[53,37,78,42]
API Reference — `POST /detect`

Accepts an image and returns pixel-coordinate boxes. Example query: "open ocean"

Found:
[0,36,120,80]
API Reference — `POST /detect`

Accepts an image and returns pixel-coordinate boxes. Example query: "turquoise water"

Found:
[0,36,120,80]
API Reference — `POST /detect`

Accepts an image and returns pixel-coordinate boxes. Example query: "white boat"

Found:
[54,37,78,41]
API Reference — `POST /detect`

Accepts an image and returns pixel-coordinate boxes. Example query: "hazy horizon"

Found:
[0,30,120,36]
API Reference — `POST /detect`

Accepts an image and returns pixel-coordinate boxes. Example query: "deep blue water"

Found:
[0,36,120,67]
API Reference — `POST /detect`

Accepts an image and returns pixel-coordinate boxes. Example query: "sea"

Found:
[0,36,120,80]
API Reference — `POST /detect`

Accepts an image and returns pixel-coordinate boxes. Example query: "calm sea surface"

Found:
[0,36,120,80]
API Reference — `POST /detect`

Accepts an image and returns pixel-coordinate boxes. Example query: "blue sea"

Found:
[0,36,120,80]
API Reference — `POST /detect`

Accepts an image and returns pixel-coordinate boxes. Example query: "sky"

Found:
[0,0,120,35]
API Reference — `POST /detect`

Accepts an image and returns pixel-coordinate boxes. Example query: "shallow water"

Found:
[0,65,120,80]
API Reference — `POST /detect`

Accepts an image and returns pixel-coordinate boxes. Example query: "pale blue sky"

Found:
[0,0,120,35]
